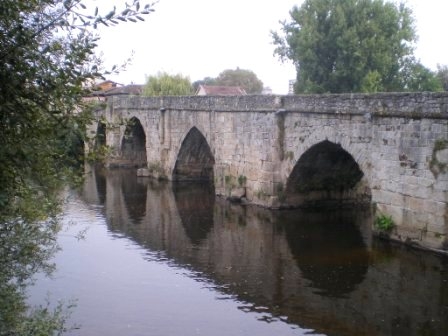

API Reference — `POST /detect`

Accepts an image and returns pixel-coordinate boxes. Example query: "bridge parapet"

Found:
[109,92,448,117]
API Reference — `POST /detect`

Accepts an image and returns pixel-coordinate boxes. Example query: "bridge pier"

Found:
[87,93,448,252]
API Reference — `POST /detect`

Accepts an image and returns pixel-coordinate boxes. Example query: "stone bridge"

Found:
[86,92,448,251]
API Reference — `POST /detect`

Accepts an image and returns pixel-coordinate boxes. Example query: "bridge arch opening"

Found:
[121,117,147,167]
[95,121,106,149]
[173,127,215,182]
[285,140,369,207]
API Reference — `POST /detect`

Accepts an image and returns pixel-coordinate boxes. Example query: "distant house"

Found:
[103,84,143,97]
[84,81,143,102]
[196,85,247,96]
[96,80,120,91]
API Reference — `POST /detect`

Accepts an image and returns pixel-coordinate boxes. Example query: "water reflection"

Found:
[82,167,448,336]
[121,170,147,224]
[95,166,107,205]
[279,210,370,298]
[173,182,215,245]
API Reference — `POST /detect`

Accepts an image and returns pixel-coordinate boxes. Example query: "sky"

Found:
[93,0,448,94]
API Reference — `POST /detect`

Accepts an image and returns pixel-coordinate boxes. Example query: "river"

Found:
[28,167,448,335]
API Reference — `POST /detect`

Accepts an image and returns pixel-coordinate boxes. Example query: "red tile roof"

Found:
[104,84,143,96]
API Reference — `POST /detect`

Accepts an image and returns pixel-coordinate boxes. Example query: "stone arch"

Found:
[285,140,371,207]
[95,120,107,149]
[120,117,147,167]
[172,127,215,182]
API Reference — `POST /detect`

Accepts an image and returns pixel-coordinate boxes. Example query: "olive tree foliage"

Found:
[401,59,443,92]
[437,65,448,91]
[272,0,441,93]
[143,72,194,96]
[193,68,264,94]
[0,0,154,334]
[215,68,263,94]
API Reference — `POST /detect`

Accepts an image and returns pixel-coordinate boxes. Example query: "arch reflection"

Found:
[173,182,215,245]
[121,170,148,224]
[81,169,448,336]
[94,166,107,205]
[278,209,369,297]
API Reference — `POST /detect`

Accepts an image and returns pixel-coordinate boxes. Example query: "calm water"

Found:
[28,168,448,335]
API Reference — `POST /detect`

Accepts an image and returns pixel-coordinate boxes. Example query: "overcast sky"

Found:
[94,0,448,94]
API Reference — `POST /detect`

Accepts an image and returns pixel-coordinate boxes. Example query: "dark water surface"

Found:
[28,168,448,335]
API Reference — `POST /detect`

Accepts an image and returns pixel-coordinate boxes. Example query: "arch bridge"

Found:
[87,92,448,251]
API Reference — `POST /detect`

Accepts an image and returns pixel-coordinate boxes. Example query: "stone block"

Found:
[267,196,280,208]
[392,225,422,241]
[405,197,426,212]
[136,168,151,177]
[427,218,446,235]
[420,233,446,250]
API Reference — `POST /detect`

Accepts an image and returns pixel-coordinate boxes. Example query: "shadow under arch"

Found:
[285,140,369,207]
[173,127,215,182]
[277,208,370,298]
[95,120,106,149]
[121,117,147,167]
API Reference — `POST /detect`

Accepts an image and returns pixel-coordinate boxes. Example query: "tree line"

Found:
[142,68,265,96]
[144,0,448,96]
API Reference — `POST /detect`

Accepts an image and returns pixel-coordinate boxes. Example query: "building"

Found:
[84,81,143,102]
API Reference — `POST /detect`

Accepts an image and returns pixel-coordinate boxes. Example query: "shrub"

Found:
[374,214,395,232]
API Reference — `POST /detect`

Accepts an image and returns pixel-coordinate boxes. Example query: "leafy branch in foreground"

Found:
[0,0,155,334]
[0,0,155,234]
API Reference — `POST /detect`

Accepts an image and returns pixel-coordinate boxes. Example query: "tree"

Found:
[0,0,154,333]
[192,77,217,91]
[436,65,448,91]
[401,60,443,92]
[214,68,264,94]
[272,0,430,93]
[143,72,194,96]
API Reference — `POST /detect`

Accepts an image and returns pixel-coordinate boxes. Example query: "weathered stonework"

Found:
[86,92,448,251]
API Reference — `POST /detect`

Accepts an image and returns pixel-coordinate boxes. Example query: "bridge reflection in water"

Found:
[83,167,448,336]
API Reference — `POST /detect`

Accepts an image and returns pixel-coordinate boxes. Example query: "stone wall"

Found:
[87,92,448,251]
